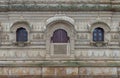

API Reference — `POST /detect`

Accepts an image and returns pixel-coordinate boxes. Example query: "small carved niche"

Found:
[77,33,88,39]
[33,33,43,40]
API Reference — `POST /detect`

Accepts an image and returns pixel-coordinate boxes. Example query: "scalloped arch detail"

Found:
[89,21,111,32]
[10,21,31,32]
[46,15,75,28]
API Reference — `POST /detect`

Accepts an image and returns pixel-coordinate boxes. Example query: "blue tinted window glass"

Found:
[93,28,104,41]
[16,28,28,42]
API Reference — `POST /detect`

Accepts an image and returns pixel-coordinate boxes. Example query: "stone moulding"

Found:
[0,61,120,67]
[90,41,108,47]
[0,0,114,4]
[0,4,120,12]
[13,42,30,47]
[46,15,75,26]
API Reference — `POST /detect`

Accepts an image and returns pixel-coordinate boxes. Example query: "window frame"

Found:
[16,27,28,42]
[93,27,104,42]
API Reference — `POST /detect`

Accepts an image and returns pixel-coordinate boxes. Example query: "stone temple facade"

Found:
[0,0,120,78]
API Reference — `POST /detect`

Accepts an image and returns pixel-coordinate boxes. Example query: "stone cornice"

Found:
[0,0,113,4]
[0,0,120,4]
[0,0,119,12]
[0,4,113,12]
[0,61,120,67]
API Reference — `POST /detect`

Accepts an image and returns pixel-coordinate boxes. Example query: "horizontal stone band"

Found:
[0,4,119,12]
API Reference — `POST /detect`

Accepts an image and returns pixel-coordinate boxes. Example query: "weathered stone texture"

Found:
[0,0,119,77]
[0,67,118,78]
[79,67,117,76]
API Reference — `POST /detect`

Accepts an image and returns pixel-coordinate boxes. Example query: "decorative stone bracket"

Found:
[13,42,30,47]
[90,41,108,47]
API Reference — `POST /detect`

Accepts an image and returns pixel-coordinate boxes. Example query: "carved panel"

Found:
[79,67,117,76]
[111,33,119,42]
[0,49,46,59]
[32,33,44,40]
[51,43,70,55]
[77,33,88,40]
[54,45,67,54]
[75,50,120,59]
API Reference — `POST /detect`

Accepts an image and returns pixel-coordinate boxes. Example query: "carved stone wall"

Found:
[0,0,119,76]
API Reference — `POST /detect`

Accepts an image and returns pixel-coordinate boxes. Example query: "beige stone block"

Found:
[0,68,4,75]
[4,67,42,75]
[66,67,78,76]
[79,67,88,75]
[3,67,9,75]
[11,68,29,75]
[56,68,66,76]
[116,68,120,75]
[29,67,41,75]
[42,67,55,76]
[79,67,117,75]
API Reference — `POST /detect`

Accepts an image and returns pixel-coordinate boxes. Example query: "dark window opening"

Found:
[93,27,104,42]
[51,29,69,43]
[16,27,28,42]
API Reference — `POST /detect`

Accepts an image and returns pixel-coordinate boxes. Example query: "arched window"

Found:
[93,27,104,42]
[16,28,28,42]
[51,29,69,43]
